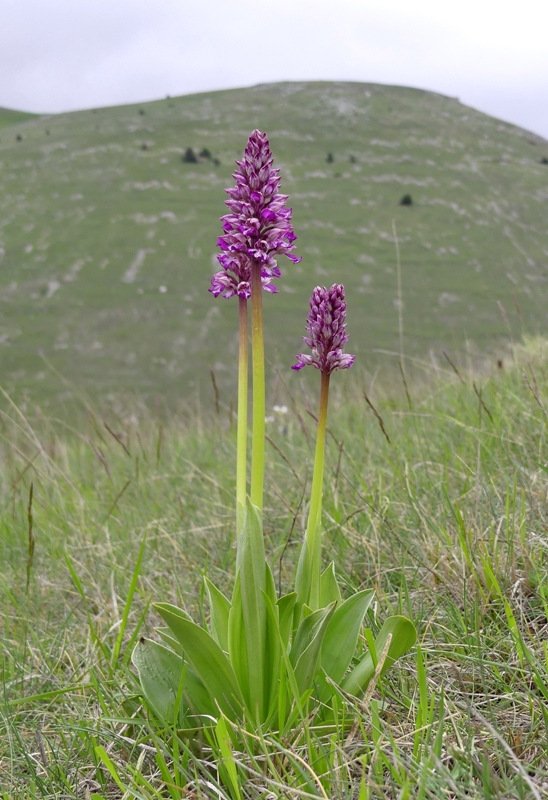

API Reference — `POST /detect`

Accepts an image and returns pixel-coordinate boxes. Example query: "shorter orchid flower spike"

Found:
[292,284,355,375]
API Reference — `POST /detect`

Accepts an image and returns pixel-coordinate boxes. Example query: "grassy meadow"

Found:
[1,81,548,797]
[1,338,548,798]
[1,82,548,413]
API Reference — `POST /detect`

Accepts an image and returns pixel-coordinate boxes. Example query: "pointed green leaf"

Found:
[341,615,417,697]
[154,602,244,720]
[264,592,308,731]
[321,589,375,684]
[290,604,335,696]
[157,626,185,657]
[132,638,186,725]
[319,562,342,607]
[131,639,217,727]
[228,574,248,703]
[294,540,312,623]
[236,500,267,720]
[205,577,231,652]
[263,564,281,721]
[264,561,277,604]
[277,592,297,651]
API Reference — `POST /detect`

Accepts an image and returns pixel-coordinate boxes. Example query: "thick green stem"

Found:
[295,370,330,613]
[250,261,265,511]
[236,296,248,535]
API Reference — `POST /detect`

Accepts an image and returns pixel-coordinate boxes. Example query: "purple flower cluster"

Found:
[292,284,355,375]
[209,130,301,299]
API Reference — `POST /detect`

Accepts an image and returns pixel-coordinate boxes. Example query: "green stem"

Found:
[236,296,248,535]
[297,370,330,611]
[250,261,265,511]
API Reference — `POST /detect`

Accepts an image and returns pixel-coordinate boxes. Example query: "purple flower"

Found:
[292,284,355,375]
[209,130,301,298]
[209,263,277,300]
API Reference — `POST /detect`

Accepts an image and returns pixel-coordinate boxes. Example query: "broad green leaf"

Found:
[321,589,375,684]
[228,574,248,703]
[155,603,192,623]
[264,592,309,732]
[341,615,417,697]
[263,564,281,721]
[157,626,185,657]
[154,602,244,720]
[237,500,267,721]
[319,562,342,607]
[264,561,277,605]
[205,577,231,652]
[290,604,335,696]
[132,638,186,725]
[293,540,312,624]
[277,592,297,652]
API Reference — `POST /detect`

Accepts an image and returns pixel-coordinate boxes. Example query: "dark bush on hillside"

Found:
[139,109,145,116]
[326,152,334,163]
[400,194,413,206]
[141,143,148,151]
[16,134,22,142]
[540,157,548,165]
[213,158,221,166]
[349,154,357,163]
[200,148,212,159]
[182,147,198,164]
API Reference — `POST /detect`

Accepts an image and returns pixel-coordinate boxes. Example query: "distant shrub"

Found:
[199,148,212,159]
[348,154,357,163]
[182,147,198,164]
[540,157,548,165]
[326,152,334,163]
[16,134,22,142]
[141,143,148,151]
[400,194,413,206]
[139,109,145,116]
[213,158,221,166]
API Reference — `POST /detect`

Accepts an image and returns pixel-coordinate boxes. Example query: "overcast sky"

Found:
[2,0,547,139]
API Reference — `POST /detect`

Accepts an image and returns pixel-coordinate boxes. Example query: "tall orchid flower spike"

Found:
[209,129,301,300]
[293,284,355,613]
[210,130,301,516]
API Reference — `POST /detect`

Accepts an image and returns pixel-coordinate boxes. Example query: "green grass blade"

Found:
[110,531,147,672]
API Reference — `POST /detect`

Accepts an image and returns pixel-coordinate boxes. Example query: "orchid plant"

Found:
[132,131,416,743]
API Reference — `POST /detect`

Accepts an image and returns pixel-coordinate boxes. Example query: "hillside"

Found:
[0,82,547,413]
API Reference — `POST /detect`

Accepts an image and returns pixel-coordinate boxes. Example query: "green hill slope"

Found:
[1,82,547,412]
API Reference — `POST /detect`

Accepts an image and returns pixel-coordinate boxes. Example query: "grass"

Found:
[1,337,547,798]
[1,81,548,413]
